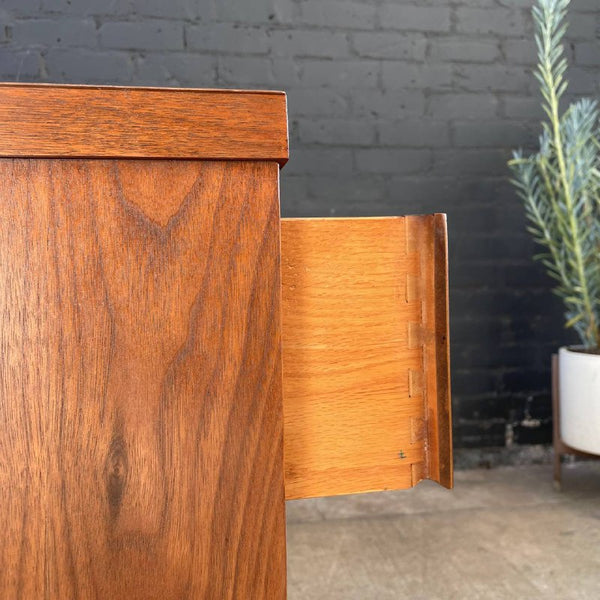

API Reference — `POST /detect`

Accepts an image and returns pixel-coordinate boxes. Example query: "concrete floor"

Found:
[286,462,600,599]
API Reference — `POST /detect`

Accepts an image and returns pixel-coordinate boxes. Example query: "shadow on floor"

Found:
[286,462,600,599]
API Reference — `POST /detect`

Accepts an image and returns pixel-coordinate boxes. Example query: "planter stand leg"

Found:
[552,354,562,490]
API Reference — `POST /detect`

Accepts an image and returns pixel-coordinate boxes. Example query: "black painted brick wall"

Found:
[1,0,599,454]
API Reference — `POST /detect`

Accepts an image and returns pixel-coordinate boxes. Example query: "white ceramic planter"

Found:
[559,346,600,455]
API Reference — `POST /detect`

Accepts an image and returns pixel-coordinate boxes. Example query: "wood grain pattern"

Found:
[280,216,452,500]
[0,84,288,164]
[0,159,286,599]
[431,214,452,487]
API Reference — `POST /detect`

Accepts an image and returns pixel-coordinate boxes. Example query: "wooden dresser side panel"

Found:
[0,159,286,599]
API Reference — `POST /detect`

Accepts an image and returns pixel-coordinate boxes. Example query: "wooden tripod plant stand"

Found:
[0,84,452,599]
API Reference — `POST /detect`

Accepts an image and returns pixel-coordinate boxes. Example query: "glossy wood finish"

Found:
[0,159,286,599]
[419,214,452,488]
[0,84,288,164]
[280,215,452,500]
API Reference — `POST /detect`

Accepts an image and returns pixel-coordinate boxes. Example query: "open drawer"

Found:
[281,214,452,500]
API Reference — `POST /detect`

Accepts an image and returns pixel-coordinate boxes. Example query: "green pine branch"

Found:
[508,0,600,349]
